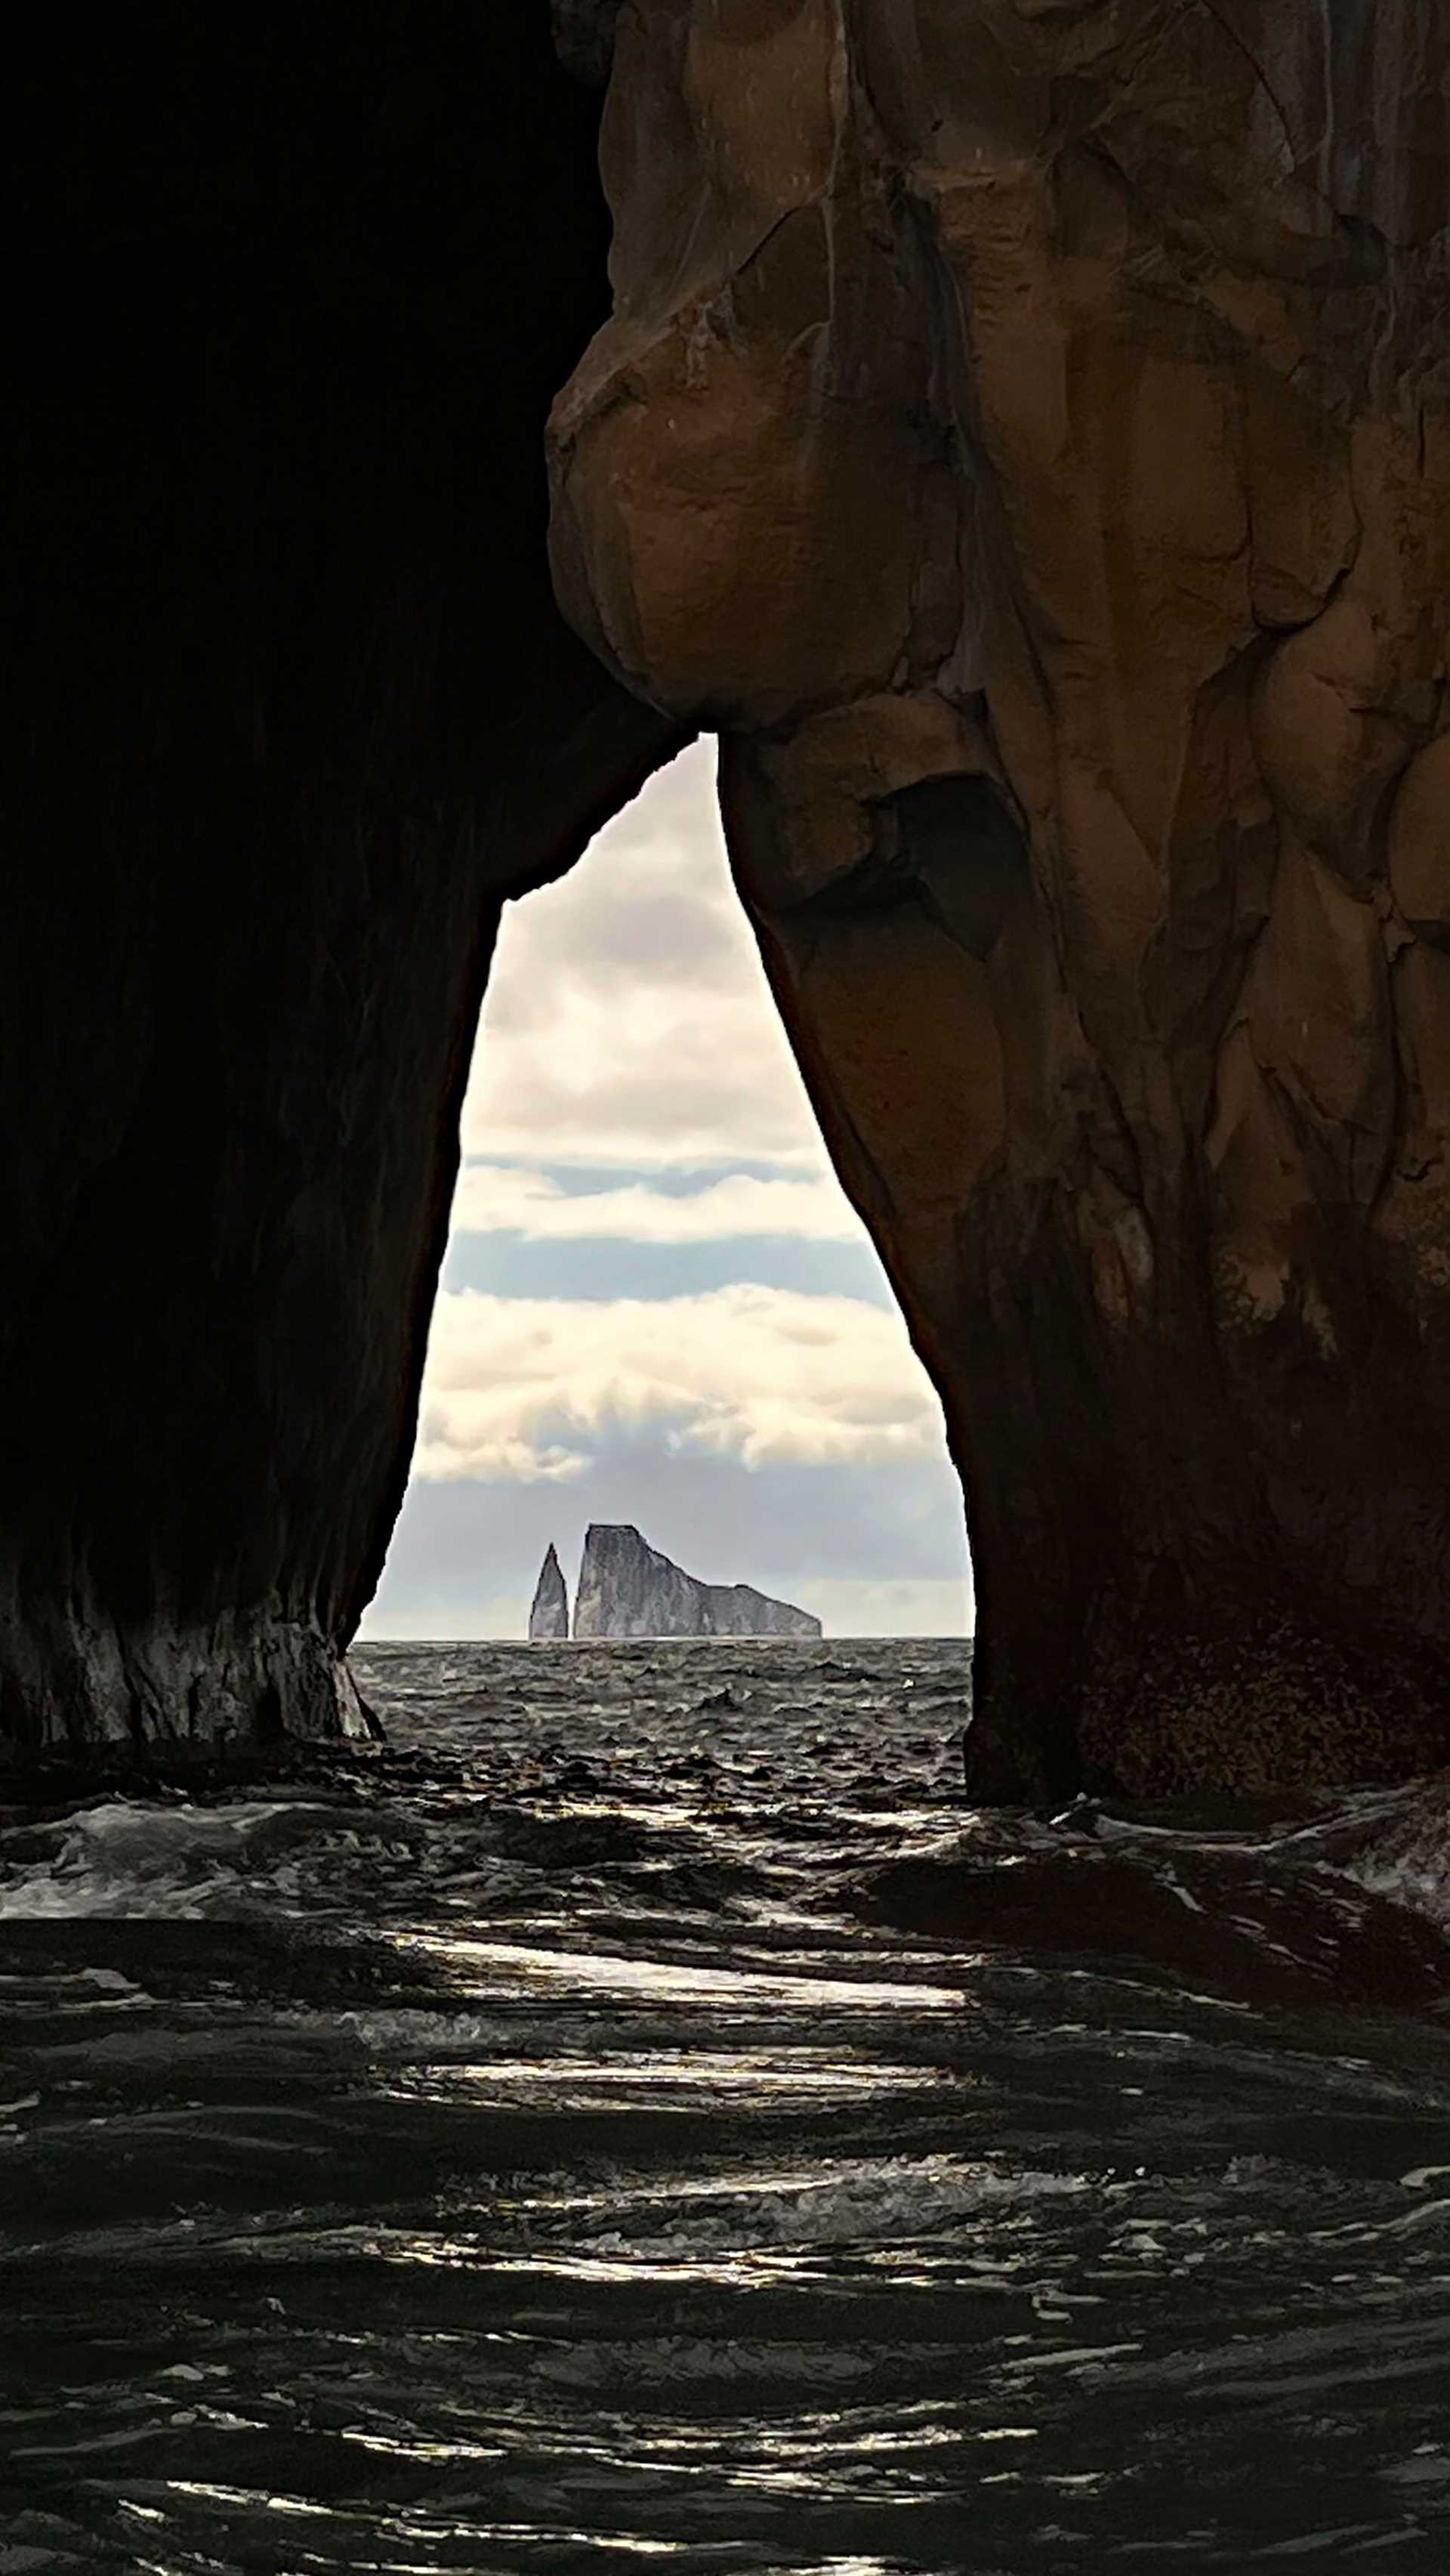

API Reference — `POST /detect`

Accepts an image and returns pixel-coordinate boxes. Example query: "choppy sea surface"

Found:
[5,1639,1450,2572]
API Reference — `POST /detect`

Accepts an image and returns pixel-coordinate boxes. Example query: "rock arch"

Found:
[7,5,1450,1800]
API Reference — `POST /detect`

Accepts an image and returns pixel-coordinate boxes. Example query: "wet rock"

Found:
[862,1839,1450,2021]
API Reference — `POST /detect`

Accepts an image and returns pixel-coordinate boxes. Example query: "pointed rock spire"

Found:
[528,1543,569,1642]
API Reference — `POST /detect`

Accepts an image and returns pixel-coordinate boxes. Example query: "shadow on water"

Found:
[4,1639,1450,2571]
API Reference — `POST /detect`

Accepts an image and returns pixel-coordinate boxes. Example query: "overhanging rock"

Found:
[549,0,1450,1797]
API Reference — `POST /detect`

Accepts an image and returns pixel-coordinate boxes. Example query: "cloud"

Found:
[461,740,822,1170]
[414,1283,947,1483]
[451,1163,863,1244]
[801,1579,972,1639]
[359,1594,536,1642]
[369,735,975,1642]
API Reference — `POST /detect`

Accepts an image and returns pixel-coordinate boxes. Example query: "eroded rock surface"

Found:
[2,14,677,1759]
[573,1524,821,1639]
[529,1545,571,1643]
[551,1,1450,1796]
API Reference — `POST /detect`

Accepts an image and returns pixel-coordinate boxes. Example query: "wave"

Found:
[0,1796,394,1919]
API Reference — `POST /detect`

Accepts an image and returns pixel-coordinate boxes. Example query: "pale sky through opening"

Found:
[362,740,972,1639]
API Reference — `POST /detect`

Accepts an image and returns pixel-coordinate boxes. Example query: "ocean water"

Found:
[4,1638,1450,2572]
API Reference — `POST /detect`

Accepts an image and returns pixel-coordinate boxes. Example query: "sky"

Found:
[361,740,972,1640]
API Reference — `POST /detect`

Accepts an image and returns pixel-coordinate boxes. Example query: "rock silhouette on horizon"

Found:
[571,1524,821,1642]
[528,1544,570,1643]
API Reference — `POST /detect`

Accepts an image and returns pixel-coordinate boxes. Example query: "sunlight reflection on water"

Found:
[5,1639,1450,2568]
[396,1930,974,2012]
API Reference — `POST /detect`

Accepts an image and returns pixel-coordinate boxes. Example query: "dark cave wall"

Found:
[1,7,676,1751]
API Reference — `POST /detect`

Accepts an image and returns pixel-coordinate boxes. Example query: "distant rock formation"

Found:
[572,1524,821,1641]
[528,1543,569,1642]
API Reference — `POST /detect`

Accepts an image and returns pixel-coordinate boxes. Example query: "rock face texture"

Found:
[572,1526,821,1641]
[2,14,677,1757]
[528,1546,570,1643]
[551,3,1450,1796]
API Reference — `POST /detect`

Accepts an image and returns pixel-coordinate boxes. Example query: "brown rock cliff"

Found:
[550,0,1450,1796]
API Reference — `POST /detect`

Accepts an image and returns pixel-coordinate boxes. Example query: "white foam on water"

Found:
[0,1798,328,1918]
[331,2006,524,2056]
[1341,1816,1450,1932]
[398,1929,970,2012]
[521,2151,1095,2259]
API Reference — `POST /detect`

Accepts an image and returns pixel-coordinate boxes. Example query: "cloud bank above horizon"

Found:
[459,743,822,1173]
[414,1282,943,1484]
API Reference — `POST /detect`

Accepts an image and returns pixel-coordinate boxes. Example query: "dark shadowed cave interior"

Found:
[4,7,680,1761]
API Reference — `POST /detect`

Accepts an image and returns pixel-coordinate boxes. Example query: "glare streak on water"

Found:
[3,1639,1450,2571]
